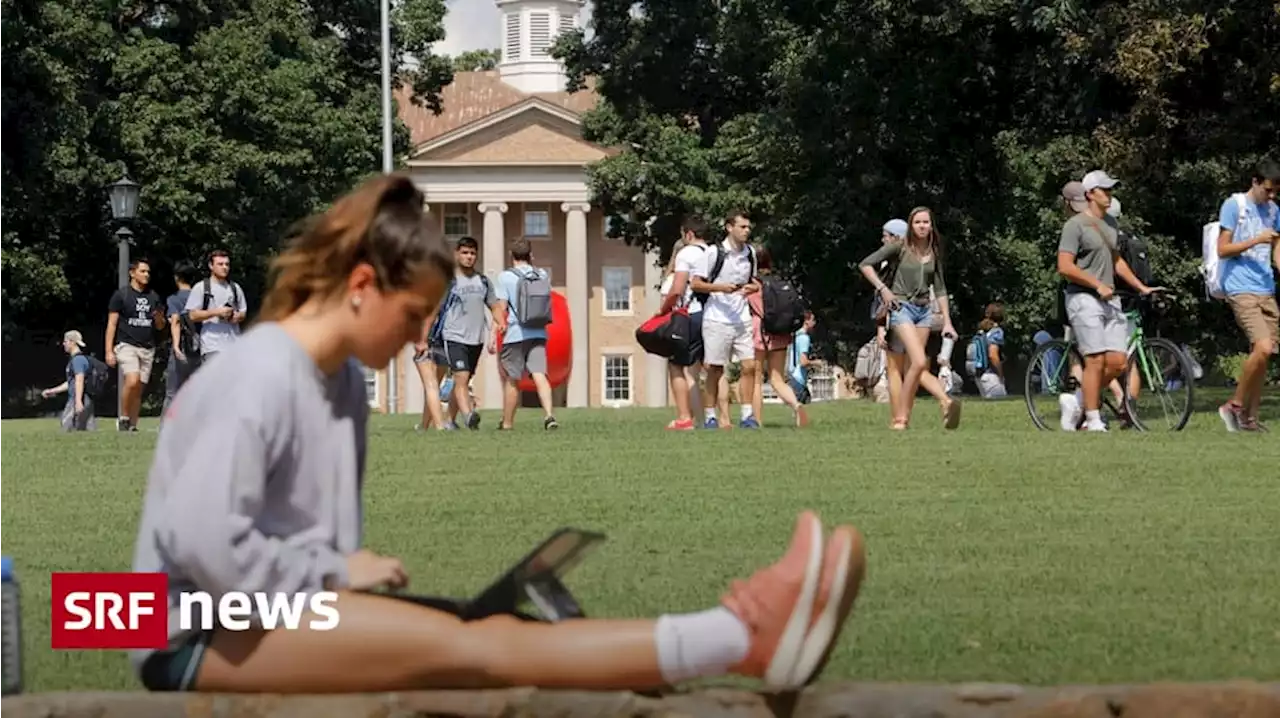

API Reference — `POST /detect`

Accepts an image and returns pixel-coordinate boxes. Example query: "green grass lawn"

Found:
[3,391,1278,692]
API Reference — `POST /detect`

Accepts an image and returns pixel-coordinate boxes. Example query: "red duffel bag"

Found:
[635,308,692,359]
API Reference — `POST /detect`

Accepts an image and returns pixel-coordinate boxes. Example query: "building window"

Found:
[602,266,633,314]
[524,209,550,238]
[558,11,576,35]
[444,209,469,240]
[809,365,836,402]
[602,354,632,405]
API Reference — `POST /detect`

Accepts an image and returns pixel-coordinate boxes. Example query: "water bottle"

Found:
[439,376,454,403]
[2,556,21,696]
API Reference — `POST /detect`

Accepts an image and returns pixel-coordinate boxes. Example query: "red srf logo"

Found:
[50,572,168,649]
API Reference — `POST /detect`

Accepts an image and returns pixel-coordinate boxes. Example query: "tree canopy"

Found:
[1,0,453,339]
[556,0,1280,366]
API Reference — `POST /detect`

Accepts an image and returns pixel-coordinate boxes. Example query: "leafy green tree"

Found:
[450,48,500,72]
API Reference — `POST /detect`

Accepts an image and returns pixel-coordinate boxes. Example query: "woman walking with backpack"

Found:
[748,247,809,427]
[859,207,962,430]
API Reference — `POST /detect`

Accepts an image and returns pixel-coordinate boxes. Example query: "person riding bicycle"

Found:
[1056,171,1165,432]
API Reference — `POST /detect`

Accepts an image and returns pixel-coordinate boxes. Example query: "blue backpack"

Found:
[967,329,994,374]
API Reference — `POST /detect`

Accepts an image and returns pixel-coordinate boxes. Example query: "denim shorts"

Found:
[889,302,933,328]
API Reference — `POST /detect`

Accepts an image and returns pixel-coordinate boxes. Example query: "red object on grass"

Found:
[496,291,573,391]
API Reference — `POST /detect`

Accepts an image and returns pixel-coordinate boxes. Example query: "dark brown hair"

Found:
[510,237,533,262]
[259,173,453,322]
[979,302,1004,332]
[755,245,774,272]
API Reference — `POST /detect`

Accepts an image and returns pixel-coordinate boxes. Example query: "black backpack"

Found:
[694,243,757,306]
[82,355,112,397]
[201,278,241,312]
[760,275,806,335]
[1117,230,1153,286]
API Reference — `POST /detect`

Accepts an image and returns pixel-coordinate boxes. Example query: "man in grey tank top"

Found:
[433,236,498,429]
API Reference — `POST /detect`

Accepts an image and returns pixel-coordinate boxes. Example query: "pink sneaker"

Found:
[789,525,867,686]
[721,511,825,688]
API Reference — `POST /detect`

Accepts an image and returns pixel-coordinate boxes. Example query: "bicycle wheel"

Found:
[1024,339,1083,430]
[1123,336,1195,431]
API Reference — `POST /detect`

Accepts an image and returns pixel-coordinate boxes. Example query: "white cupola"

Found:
[495,0,585,93]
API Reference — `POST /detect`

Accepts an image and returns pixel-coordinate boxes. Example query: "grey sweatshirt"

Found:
[128,322,368,675]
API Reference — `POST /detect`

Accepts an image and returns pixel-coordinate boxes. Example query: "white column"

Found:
[478,202,508,410]
[562,202,590,408]
[644,246,667,407]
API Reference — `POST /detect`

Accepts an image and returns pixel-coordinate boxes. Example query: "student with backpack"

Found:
[1206,159,1280,432]
[691,210,762,429]
[493,237,558,431]
[184,249,249,364]
[42,330,106,431]
[747,246,810,427]
[162,262,200,424]
[965,303,1007,399]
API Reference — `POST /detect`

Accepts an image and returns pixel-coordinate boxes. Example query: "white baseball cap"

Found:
[1082,170,1120,193]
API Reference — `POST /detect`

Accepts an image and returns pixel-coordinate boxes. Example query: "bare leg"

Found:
[704,364,726,425]
[530,372,555,419]
[885,351,906,428]
[1236,339,1274,419]
[668,363,693,422]
[752,350,767,425]
[767,348,806,426]
[1081,354,1105,411]
[124,373,144,426]
[737,358,758,424]
[194,514,866,694]
[452,370,474,418]
[416,360,447,430]
[502,379,520,428]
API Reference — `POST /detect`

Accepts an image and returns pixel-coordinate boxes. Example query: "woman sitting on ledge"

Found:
[130,173,867,694]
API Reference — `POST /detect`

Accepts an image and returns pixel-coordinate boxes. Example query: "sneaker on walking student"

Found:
[692,210,761,429]
[106,258,165,431]
[660,217,714,431]
[1215,159,1280,432]
[493,237,558,430]
[1056,170,1163,432]
[42,330,99,432]
[748,247,809,427]
[162,262,199,424]
[858,207,961,431]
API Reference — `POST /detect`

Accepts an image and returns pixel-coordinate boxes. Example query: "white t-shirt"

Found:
[695,240,754,326]
[671,243,709,314]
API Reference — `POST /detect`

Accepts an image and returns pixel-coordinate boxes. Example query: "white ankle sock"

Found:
[705,408,717,421]
[654,608,750,684]
[740,405,754,421]
[1085,409,1101,424]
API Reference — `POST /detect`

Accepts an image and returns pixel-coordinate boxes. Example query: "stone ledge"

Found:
[3,681,1278,718]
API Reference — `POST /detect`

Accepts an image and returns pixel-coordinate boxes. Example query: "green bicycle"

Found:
[1024,293,1196,431]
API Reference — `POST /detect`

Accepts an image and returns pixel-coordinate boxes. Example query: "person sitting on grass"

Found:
[131,173,867,694]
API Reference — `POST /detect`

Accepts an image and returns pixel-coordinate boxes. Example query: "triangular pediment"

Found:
[408,101,610,165]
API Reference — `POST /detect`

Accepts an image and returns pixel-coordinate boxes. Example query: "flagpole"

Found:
[381,0,398,414]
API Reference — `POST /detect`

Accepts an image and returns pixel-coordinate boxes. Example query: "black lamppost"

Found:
[105,176,141,288]
[104,175,141,420]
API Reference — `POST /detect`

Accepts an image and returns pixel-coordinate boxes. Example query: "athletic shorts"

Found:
[701,319,753,366]
[670,311,705,367]
[436,342,483,373]
[1065,292,1127,356]
[500,338,547,379]
[139,631,211,692]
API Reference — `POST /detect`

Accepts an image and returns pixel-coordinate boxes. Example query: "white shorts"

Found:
[1065,292,1128,356]
[702,319,754,366]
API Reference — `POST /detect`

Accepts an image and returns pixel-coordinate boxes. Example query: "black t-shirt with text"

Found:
[108,285,162,348]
